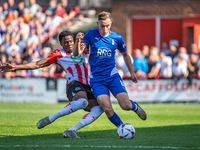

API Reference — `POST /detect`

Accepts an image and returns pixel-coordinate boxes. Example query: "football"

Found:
[117,123,135,139]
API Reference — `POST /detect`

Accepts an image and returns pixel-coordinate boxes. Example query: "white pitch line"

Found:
[0,145,199,149]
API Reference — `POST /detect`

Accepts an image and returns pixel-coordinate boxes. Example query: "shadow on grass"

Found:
[0,124,199,150]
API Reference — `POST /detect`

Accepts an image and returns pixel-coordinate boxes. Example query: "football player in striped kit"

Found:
[0,30,103,138]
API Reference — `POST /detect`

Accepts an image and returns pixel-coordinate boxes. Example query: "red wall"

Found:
[160,19,183,47]
[132,19,155,50]
[183,17,200,52]
[131,17,183,51]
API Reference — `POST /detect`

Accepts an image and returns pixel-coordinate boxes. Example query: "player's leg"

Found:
[37,81,89,129]
[63,99,104,138]
[116,92,146,120]
[63,85,104,138]
[92,82,123,128]
[50,90,88,120]
[109,76,147,120]
[37,91,88,129]
[116,92,135,110]
[98,94,123,127]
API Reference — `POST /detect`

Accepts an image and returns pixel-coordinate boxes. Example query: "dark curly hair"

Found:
[58,30,74,42]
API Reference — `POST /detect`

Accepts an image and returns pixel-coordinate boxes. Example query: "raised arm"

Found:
[73,32,86,56]
[0,59,50,72]
[122,52,138,83]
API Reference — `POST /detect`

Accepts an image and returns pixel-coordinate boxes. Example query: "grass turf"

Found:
[0,103,199,150]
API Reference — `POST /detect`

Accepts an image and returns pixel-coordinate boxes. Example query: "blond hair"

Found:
[98,11,112,21]
[150,46,159,61]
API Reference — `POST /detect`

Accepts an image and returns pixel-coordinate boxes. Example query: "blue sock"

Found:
[130,100,137,111]
[108,112,123,128]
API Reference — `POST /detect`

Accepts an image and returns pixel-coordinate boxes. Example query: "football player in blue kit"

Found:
[73,11,147,128]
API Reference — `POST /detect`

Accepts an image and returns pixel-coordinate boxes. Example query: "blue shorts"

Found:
[90,76,127,99]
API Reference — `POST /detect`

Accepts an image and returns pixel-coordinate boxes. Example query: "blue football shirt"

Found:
[83,28,127,82]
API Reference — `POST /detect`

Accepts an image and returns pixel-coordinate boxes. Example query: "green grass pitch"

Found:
[0,102,199,150]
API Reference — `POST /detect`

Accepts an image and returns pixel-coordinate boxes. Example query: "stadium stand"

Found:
[0,0,199,84]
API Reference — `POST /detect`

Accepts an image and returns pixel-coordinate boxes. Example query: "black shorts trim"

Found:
[66,80,95,102]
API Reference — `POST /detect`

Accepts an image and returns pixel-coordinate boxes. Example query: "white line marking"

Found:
[0,145,199,149]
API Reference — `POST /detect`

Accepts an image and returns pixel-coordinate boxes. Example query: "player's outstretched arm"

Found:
[73,32,85,56]
[0,59,50,72]
[122,53,138,83]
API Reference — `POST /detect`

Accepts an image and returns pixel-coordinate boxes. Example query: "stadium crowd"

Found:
[0,0,80,79]
[0,0,200,85]
[116,42,200,85]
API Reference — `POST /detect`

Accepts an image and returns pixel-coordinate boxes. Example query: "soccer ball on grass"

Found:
[117,123,135,139]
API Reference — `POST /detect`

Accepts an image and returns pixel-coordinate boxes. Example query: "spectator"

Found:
[115,50,131,78]
[16,1,25,17]
[21,8,32,23]
[3,33,11,51]
[8,0,18,11]
[43,16,53,34]
[31,47,51,77]
[54,3,66,18]
[27,28,39,45]
[13,53,27,77]
[52,12,64,29]
[160,41,170,56]
[6,36,20,56]
[152,51,172,79]
[17,33,27,53]
[190,43,198,54]
[61,0,71,15]
[3,2,12,17]
[45,0,57,16]
[0,53,14,79]
[169,45,178,60]
[142,45,149,60]
[35,8,46,25]
[0,53,7,64]
[0,6,5,20]
[18,17,30,39]
[5,23,15,36]
[35,20,45,44]
[147,53,158,79]
[62,1,80,23]
[173,46,189,63]
[187,53,199,85]
[0,16,6,45]
[4,10,15,25]
[68,5,80,20]
[29,0,42,17]
[10,10,20,34]
[172,52,187,83]
[28,18,36,30]
[22,42,34,63]
[0,0,78,79]
[0,44,8,58]
[147,46,159,79]
[149,46,159,59]
[133,49,148,79]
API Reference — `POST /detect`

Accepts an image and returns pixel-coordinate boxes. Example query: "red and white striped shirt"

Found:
[46,49,89,85]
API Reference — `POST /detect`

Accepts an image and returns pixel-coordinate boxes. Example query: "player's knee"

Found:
[103,107,113,116]
[84,99,98,112]
[82,99,89,109]
[121,102,132,110]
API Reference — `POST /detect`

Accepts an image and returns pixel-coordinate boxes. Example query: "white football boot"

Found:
[37,116,51,129]
[63,130,80,138]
